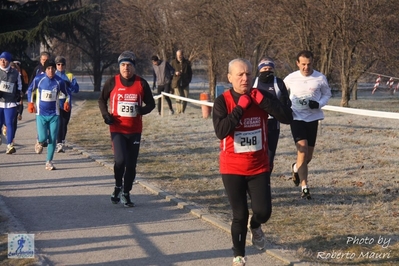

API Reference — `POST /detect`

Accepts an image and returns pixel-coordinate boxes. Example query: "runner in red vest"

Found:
[212,58,292,266]
[98,51,155,207]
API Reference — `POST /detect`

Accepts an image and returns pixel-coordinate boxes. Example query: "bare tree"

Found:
[85,0,399,104]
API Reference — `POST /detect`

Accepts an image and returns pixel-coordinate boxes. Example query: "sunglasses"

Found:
[57,63,65,66]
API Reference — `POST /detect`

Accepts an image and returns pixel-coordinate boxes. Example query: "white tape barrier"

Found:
[158,92,213,107]
[157,92,399,119]
[322,105,399,119]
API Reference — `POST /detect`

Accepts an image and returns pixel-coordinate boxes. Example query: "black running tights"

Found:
[222,172,272,257]
[111,132,141,193]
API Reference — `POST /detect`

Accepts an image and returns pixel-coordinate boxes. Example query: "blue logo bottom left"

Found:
[8,234,35,258]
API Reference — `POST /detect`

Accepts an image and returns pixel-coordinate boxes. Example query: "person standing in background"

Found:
[252,57,291,173]
[151,55,175,115]
[283,50,331,199]
[171,50,192,114]
[99,51,155,207]
[0,51,22,154]
[55,56,79,153]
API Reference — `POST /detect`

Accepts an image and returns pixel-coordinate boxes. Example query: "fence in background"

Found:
[157,92,399,120]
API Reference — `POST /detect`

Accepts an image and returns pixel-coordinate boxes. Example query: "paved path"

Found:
[0,105,301,265]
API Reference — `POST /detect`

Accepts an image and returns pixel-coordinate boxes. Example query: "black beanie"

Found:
[43,59,56,69]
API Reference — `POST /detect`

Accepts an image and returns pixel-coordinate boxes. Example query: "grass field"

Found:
[1,86,398,265]
[67,87,399,265]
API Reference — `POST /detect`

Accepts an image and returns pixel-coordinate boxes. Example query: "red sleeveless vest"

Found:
[109,74,144,134]
[219,90,270,175]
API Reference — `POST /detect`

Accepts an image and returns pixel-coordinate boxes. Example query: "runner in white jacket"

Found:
[283,50,331,199]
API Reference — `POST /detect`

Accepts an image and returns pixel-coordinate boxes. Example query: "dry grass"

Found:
[3,88,397,265]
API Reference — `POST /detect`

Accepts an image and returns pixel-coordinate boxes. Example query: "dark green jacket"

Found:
[170,58,192,88]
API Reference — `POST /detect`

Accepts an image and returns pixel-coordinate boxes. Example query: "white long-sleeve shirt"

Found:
[284,70,331,122]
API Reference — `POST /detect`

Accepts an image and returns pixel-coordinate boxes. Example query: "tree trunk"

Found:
[340,83,351,107]
[352,82,358,100]
[92,57,103,92]
[207,42,217,100]
[340,73,350,107]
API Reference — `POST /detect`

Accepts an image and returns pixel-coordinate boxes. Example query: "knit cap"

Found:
[257,58,275,71]
[118,51,136,66]
[43,59,56,69]
[0,52,12,62]
[55,56,66,65]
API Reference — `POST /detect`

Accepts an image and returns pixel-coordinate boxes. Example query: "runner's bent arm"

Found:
[277,78,291,107]
[318,76,331,107]
[254,89,293,125]
[98,77,114,117]
[139,79,155,115]
[212,90,244,140]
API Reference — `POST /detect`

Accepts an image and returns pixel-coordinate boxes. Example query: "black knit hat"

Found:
[43,59,56,69]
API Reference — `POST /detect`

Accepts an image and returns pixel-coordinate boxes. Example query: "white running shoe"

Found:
[232,256,246,266]
[6,144,16,154]
[56,143,64,153]
[250,226,266,250]
[35,142,43,154]
[45,161,56,171]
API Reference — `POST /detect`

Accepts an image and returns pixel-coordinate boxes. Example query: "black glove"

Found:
[102,113,114,125]
[152,84,156,90]
[64,80,71,87]
[309,100,319,109]
[135,105,142,115]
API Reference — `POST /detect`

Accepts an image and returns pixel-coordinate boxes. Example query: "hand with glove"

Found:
[250,88,265,105]
[64,101,70,112]
[237,94,252,110]
[27,102,36,113]
[308,100,319,109]
[102,113,114,125]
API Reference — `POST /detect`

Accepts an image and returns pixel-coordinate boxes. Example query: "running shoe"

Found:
[120,192,135,207]
[250,226,265,250]
[232,256,246,266]
[6,144,16,154]
[111,187,122,204]
[35,142,43,154]
[45,161,56,170]
[301,188,312,200]
[291,163,300,186]
[56,143,64,153]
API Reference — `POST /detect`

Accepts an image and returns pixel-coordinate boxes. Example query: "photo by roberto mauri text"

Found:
[317,235,393,261]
